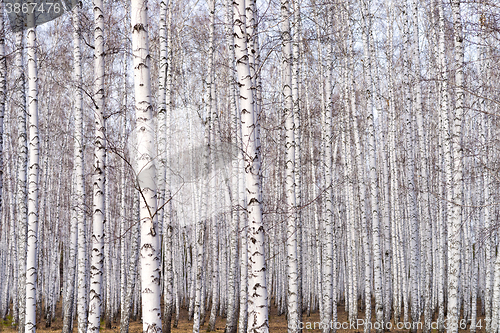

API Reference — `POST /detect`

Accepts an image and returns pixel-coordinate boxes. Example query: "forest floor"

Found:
[0,303,486,332]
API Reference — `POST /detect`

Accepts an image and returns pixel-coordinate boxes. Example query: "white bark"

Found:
[321,6,334,332]
[401,1,421,327]
[156,0,168,240]
[446,2,464,332]
[291,0,303,316]
[281,0,299,330]
[0,1,4,295]
[409,0,432,330]
[348,14,371,331]
[360,1,383,329]
[70,1,88,332]
[119,101,128,333]
[25,10,40,333]
[207,0,219,329]
[131,0,163,330]
[160,1,173,331]
[88,0,106,329]
[233,0,269,329]
[224,0,239,330]
[120,193,140,333]
[15,25,28,333]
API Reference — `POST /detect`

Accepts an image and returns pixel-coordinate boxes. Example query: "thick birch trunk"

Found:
[88,0,106,329]
[131,0,163,330]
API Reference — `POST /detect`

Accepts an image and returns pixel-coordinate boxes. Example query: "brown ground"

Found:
[0,302,486,332]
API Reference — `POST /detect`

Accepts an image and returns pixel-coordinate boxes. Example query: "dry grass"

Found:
[0,303,486,332]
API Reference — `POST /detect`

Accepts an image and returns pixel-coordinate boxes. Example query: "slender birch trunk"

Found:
[348,11,371,331]
[321,5,334,332]
[120,196,140,333]
[409,0,432,330]
[436,1,450,330]
[160,0,173,331]
[447,2,464,332]
[224,0,239,330]
[119,29,129,332]
[157,0,168,243]
[401,2,422,328]
[15,22,28,333]
[207,0,219,329]
[25,9,40,333]
[360,1,383,330]
[62,190,77,333]
[193,108,209,333]
[281,0,299,330]
[131,0,163,329]
[291,0,303,317]
[0,1,5,292]
[69,1,88,331]
[233,0,269,329]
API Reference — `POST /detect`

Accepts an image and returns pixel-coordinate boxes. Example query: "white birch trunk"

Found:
[156,0,168,241]
[348,15,371,331]
[119,111,127,333]
[131,0,163,329]
[446,2,464,332]
[71,1,88,331]
[207,0,219,328]
[409,0,432,330]
[360,1,383,329]
[224,0,239,330]
[120,194,140,333]
[0,1,5,300]
[291,0,303,316]
[25,10,40,333]
[13,13,28,331]
[161,1,174,331]
[321,6,334,332]
[88,0,106,329]
[233,0,269,329]
[281,0,299,330]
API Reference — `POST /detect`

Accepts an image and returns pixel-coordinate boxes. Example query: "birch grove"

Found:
[0,0,500,333]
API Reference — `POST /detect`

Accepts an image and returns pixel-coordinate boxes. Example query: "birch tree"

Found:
[281,0,299,330]
[14,16,28,333]
[25,8,40,333]
[63,1,86,332]
[0,1,4,284]
[224,0,239,330]
[447,1,464,332]
[233,0,269,329]
[131,0,163,329]
[88,0,107,329]
[359,1,383,330]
